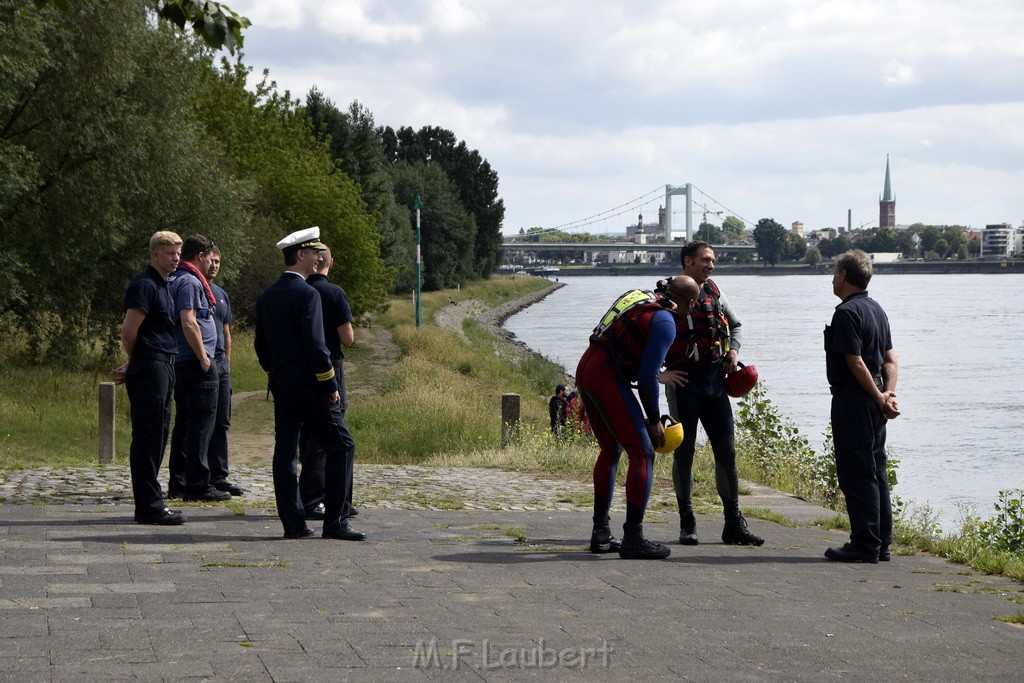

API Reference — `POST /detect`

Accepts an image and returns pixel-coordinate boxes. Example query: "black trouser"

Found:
[298,358,354,518]
[271,380,351,535]
[208,352,232,486]
[168,358,219,495]
[832,384,892,554]
[666,363,741,517]
[125,357,174,516]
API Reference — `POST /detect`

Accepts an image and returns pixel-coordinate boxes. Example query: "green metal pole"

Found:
[414,195,423,327]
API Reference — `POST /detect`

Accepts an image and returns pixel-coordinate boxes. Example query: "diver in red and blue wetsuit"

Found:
[576,275,699,560]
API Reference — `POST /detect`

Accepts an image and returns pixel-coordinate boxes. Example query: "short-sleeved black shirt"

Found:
[306,273,353,359]
[123,265,176,355]
[825,290,892,388]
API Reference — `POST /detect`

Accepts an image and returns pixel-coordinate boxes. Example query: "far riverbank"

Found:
[533,259,1021,277]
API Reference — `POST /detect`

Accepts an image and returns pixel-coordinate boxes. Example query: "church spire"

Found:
[881,154,894,202]
[879,155,896,228]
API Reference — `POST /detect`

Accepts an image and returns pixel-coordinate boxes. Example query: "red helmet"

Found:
[724,362,758,398]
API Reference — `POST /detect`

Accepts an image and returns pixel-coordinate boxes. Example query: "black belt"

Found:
[134,350,175,365]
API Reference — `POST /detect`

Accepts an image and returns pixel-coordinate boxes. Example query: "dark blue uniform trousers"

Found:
[125,358,174,516]
[168,359,219,495]
[271,383,350,536]
[208,352,232,486]
[298,358,355,519]
[832,384,892,555]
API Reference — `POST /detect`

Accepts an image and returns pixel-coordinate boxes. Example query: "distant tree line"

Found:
[1,0,504,365]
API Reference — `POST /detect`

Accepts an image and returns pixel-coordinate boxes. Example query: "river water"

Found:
[505,273,1024,532]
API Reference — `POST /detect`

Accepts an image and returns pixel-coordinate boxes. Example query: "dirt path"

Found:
[228,283,563,465]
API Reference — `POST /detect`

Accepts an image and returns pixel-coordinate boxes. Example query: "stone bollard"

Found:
[501,393,521,448]
[98,382,115,464]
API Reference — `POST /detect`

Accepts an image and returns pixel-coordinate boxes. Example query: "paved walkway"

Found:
[1,465,1022,681]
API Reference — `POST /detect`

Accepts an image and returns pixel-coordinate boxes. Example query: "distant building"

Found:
[981,223,1014,258]
[868,252,903,264]
[879,156,896,228]
[791,221,804,236]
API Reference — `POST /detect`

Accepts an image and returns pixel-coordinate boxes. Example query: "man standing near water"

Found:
[824,249,900,563]
[662,241,764,547]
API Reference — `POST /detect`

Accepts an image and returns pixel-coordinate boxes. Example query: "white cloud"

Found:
[883,60,919,87]
[225,0,1024,233]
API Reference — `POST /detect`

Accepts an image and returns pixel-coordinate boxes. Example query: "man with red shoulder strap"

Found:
[576,275,699,560]
[662,241,765,547]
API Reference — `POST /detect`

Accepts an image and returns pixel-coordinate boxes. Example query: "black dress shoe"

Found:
[213,481,245,496]
[825,543,879,564]
[182,488,232,502]
[135,508,186,525]
[348,506,359,517]
[166,490,184,500]
[879,545,891,561]
[305,503,326,520]
[323,526,366,541]
[283,527,315,539]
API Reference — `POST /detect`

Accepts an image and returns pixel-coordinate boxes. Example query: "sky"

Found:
[225,0,1024,236]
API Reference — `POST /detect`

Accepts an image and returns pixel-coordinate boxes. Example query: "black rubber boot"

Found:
[722,511,765,546]
[678,509,698,546]
[619,523,671,560]
[589,526,622,554]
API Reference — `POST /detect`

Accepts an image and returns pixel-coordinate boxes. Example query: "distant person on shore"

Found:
[255,227,365,541]
[112,231,185,525]
[298,245,358,525]
[549,384,569,435]
[824,249,900,564]
[576,276,699,560]
[662,240,765,547]
[206,245,244,497]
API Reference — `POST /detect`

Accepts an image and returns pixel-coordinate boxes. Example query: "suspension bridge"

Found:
[501,183,756,259]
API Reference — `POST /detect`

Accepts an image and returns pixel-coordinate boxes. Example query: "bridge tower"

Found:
[663,184,693,243]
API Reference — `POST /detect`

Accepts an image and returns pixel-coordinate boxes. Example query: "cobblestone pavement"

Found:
[0,464,621,512]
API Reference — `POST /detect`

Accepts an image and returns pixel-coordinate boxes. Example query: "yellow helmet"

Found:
[654,415,684,454]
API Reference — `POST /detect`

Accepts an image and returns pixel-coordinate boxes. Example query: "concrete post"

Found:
[501,393,521,448]
[98,382,115,464]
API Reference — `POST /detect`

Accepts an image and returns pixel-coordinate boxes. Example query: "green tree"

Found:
[752,218,788,266]
[304,90,415,292]
[803,246,822,266]
[784,231,807,261]
[1,0,253,362]
[722,216,747,241]
[193,61,390,320]
[33,0,251,53]
[380,125,505,279]
[388,161,476,290]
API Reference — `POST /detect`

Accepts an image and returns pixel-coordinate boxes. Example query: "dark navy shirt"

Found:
[825,290,893,389]
[211,283,232,357]
[123,265,176,356]
[306,273,353,359]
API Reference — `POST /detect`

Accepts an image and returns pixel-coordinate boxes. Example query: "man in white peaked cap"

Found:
[254,226,366,541]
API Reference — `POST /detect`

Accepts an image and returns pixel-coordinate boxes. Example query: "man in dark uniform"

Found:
[299,246,357,522]
[112,231,186,525]
[255,226,365,541]
[206,245,244,496]
[825,249,900,563]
